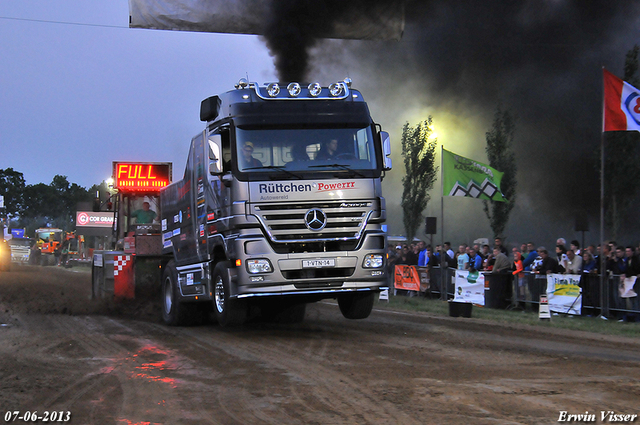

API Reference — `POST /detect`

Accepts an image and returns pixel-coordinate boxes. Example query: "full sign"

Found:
[113,162,172,191]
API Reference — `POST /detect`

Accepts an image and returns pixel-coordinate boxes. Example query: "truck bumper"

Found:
[230,232,387,300]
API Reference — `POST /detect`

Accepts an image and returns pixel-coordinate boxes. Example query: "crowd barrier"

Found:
[392,265,640,319]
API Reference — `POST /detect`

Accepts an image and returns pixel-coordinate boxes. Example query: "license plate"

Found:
[302,259,335,268]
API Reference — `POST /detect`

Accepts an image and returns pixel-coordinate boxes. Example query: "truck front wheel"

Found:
[338,292,375,319]
[212,261,247,327]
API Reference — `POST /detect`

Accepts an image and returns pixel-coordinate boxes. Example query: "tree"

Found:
[483,107,517,239]
[401,118,439,243]
[21,175,92,231]
[0,168,26,219]
[603,45,640,240]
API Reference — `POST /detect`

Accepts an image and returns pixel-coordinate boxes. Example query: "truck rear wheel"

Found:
[91,264,103,300]
[338,292,375,319]
[162,260,195,326]
[212,261,247,327]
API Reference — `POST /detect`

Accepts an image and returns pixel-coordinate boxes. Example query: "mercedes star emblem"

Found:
[304,208,327,231]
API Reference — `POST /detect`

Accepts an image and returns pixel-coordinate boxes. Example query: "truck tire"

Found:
[212,261,247,327]
[338,292,375,320]
[162,260,195,326]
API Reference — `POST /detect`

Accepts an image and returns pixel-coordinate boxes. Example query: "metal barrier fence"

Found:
[396,266,640,319]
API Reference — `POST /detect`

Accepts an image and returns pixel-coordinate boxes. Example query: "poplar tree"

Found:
[483,107,517,239]
[401,118,439,242]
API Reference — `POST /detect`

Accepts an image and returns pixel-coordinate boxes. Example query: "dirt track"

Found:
[1,265,639,425]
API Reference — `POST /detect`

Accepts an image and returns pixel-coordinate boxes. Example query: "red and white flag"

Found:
[603,68,640,132]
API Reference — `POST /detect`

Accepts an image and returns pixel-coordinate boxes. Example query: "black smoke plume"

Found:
[262,0,404,82]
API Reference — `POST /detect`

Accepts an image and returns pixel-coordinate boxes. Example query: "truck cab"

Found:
[160,78,392,326]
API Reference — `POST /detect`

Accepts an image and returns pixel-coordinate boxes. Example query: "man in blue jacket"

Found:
[522,242,538,271]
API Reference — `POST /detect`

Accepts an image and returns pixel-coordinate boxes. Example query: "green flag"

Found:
[442,148,508,202]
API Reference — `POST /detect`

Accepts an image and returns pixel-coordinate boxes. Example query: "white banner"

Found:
[453,270,485,306]
[547,274,582,315]
[619,276,638,298]
[128,0,405,40]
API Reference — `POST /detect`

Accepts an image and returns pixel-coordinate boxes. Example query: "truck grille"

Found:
[253,201,374,244]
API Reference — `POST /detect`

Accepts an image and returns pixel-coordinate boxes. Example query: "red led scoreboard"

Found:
[113,162,172,191]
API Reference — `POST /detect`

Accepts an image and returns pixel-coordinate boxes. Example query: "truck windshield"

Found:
[235,126,379,177]
[35,230,62,243]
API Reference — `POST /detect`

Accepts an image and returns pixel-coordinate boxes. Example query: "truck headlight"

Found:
[363,254,383,268]
[246,259,273,274]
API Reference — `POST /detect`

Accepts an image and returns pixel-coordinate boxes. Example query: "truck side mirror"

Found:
[221,174,233,188]
[380,131,392,171]
[208,135,223,174]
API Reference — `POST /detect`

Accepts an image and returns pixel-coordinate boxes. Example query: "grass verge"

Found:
[375,294,640,338]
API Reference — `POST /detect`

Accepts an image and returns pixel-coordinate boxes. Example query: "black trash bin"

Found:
[484,273,512,309]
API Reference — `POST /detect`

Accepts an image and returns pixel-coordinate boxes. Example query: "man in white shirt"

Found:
[564,249,582,274]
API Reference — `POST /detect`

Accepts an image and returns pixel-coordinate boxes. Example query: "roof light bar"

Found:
[250,79,352,100]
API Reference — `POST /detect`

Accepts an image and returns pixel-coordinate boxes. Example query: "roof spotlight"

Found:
[267,83,280,97]
[343,77,352,88]
[329,82,343,97]
[287,82,301,97]
[308,82,322,97]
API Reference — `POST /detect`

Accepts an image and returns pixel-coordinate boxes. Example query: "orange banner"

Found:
[394,265,430,292]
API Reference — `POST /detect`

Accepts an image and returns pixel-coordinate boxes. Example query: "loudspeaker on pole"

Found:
[425,217,437,235]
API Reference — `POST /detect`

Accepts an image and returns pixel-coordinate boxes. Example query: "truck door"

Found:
[204,128,231,255]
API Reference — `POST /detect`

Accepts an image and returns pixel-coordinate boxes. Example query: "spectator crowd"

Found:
[387,237,640,321]
[387,237,640,276]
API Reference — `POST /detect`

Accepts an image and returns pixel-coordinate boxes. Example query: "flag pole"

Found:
[440,145,446,301]
[599,66,606,318]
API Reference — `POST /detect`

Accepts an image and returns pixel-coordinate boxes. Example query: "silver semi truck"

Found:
[160,78,392,326]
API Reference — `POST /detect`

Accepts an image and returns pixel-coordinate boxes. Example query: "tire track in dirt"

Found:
[138,316,424,425]
[15,314,216,424]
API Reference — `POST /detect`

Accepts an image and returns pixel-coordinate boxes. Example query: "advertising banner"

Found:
[453,270,485,305]
[394,265,420,292]
[546,274,582,315]
[394,265,430,292]
[76,211,115,228]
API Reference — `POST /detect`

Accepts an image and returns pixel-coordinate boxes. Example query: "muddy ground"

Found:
[1,265,639,425]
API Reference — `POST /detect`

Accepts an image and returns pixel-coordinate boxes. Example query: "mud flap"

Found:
[114,254,135,299]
